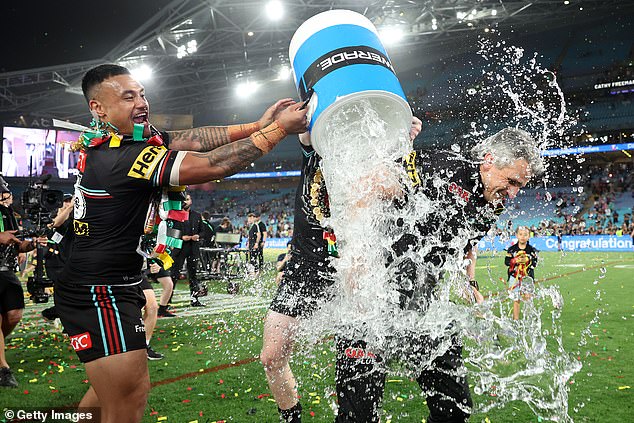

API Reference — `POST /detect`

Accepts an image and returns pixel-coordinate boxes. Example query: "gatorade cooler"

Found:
[289,9,412,155]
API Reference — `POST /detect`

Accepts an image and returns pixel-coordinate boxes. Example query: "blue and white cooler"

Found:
[289,9,412,156]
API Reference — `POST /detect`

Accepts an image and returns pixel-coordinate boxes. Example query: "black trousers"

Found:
[170,242,202,296]
[335,336,472,423]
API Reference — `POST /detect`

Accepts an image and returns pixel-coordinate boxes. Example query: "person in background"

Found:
[275,241,292,286]
[505,226,539,320]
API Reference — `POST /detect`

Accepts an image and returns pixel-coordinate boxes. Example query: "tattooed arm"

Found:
[167,126,232,152]
[175,104,308,184]
[167,98,296,152]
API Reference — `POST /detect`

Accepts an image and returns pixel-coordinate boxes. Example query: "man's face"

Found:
[479,153,532,205]
[89,74,150,137]
[183,195,192,210]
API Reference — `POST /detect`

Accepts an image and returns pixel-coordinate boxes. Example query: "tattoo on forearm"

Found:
[190,139,262,176]
[168,126,231,152]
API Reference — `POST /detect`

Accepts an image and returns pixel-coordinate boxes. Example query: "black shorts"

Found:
[54,281,147,363]
[140,277,152,291]
[269,255,335,318]
[149,266,171,279]
[0,271,24,313]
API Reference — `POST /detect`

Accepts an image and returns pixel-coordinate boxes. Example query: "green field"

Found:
[1,250,633,422]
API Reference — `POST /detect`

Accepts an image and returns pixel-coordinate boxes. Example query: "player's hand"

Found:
[192,234,200,242]
[410,116,422,141]
[149,262,161,273]
[258,98,297,128]
[276,103,309,134]
[0,230,20,245]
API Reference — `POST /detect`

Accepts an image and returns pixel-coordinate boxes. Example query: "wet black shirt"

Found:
[392,150,504,269]
[291,143,330,264]
[61,134,178,285]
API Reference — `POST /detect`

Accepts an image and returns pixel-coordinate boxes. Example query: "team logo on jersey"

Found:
[404,151,421,187]
[74,220,89,236]
[127,145,167,180]
[70,332,92,351]
[448,181,471,203]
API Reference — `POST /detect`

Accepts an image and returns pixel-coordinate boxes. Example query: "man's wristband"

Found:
[227,122,261,141]
[250,120,287,153]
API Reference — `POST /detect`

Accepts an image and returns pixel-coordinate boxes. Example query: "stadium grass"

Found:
[1,251,633,422]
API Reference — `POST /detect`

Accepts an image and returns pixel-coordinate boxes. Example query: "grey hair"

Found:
[471,128,545,176]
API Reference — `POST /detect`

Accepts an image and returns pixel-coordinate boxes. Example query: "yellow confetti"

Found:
[37,359,44,362]
[58,365,64,373]
[396,397,403,402]
[29,378,38,383]
[312,373,322,380]
[49,386,56,390]
[387,379,403,383]
[618,386,630,390]
[157,417,168,421]
[244,388,252,393]
[309,392,317,397]
[188,421,198,423]
[199,369,204,372]
[485,417,492,423]
[18,369,24,373]
[234,392,239,397]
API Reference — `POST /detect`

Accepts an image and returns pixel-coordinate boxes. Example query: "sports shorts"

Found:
[54,281,147,363]
[0,271,24,313]
[269,254,335,318]
[139,277,152,291]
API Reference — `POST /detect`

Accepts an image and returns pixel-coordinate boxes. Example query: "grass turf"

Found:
[1,250,632,422]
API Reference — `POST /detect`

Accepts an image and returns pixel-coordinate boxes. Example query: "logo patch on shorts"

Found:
[127,145,167,180]
[70,332,92,351]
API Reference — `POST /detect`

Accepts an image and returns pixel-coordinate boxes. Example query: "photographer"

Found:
[0,176,44,387]
[40,194,74,321]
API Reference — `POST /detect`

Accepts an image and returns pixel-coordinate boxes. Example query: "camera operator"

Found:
[0,176,45,387]
[41,194,74,321]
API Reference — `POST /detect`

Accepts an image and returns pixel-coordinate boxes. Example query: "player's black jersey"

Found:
[291,143,331,264]
[61,134,178,285]
[392,150,503,268]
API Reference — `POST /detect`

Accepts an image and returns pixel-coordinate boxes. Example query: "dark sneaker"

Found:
[0,367,18,387]
[190,298,206,307]
[157,308,176,318]
[146,346,164,361]
[41,306,59,321]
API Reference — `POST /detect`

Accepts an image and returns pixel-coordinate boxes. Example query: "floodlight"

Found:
[132,64,153,81]
[379,27,404,46]
[266,1,284,21]
[236,81,260,98]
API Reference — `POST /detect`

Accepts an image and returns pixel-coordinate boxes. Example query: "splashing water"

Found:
[297,38,589,422]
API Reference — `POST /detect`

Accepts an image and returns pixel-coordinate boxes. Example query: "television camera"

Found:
[21,175,65,303]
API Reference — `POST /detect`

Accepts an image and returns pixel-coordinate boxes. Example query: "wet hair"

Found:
[471,128,545,177]
[81,64,131,103]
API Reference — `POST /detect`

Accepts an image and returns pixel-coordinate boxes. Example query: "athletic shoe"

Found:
[41,306,59,321]
[157,308,176,318]
[0,367,18,387]
[146,346,164,361]
[190,298,206,307]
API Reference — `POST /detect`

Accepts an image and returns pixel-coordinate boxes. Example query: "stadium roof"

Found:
[1,0,632,162]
